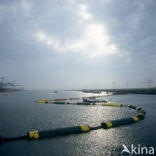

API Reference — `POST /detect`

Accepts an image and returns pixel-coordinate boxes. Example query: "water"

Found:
[0,91,156,156]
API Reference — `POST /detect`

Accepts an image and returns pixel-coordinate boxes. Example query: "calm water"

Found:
[0,90,156,156]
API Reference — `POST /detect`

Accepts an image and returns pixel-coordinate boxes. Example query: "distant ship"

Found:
[54,90,58,93]
[0,77,23,92]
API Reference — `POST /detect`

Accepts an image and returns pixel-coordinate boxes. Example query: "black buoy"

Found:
[0,136,3,144]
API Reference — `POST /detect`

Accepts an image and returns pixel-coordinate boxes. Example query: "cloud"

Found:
[89,0,156,60]
[78,4,92,22]
[34,24,118,58]
[0,0,31,21]
[1,0,156,89]
[34,3,118,58]
[21,0,31,16]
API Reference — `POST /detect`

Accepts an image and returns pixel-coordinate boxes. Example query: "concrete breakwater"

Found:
[80,88,156,95]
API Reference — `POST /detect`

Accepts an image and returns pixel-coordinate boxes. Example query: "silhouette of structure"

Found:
[0,77,23,92]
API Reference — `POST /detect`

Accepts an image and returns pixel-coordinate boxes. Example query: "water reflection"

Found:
[0,91,156,155]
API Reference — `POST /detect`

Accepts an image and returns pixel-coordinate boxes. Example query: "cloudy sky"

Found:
[0,0,156,90]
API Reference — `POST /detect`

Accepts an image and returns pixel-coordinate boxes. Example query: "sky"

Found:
[0,0,156,90]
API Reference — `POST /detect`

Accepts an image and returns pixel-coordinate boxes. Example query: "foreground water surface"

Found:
[0,90,156,156]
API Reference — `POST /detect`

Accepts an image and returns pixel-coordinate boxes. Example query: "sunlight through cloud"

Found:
[79,4,92,22]
[34,3,118,58]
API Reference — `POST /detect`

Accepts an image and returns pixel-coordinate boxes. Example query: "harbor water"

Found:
[0,90,156,156]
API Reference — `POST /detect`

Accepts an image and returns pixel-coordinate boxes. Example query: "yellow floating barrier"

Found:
[102,103,122,107]
[0,99,146,144]
[101,116,139,129]
[27,125,90,139]
[35,99,51,103]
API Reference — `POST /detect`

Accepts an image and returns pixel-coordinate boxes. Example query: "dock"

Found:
[80,88,156,95]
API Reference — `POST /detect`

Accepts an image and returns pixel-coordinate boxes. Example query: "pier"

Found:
[80,88,156,95]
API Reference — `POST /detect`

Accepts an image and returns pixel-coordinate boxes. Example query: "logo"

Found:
[121,144,155,155]
[121,144,130,154]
